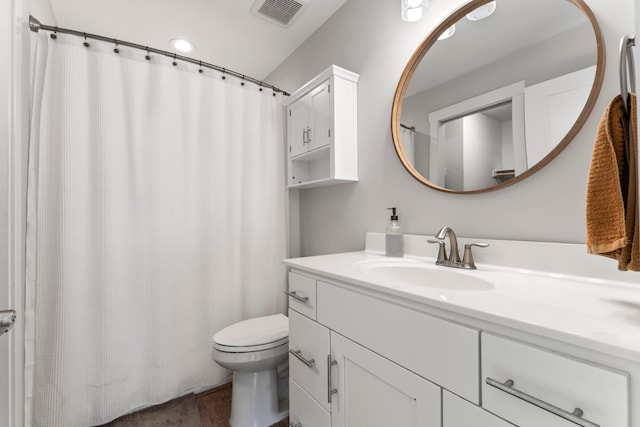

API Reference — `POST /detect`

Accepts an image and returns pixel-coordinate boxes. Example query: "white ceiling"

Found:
[46,0,348,81]
[406,0,594,97]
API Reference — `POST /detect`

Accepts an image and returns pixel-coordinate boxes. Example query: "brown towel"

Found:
[586,94,639,271]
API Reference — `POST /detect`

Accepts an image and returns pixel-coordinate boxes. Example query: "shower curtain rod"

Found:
[28,15,290,96]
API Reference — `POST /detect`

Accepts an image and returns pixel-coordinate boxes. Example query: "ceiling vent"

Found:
[251,0,310,28]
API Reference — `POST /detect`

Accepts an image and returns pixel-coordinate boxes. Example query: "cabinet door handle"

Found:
[285,290,309,304]
[327,355,338,403]
[485,377,599,427]
[306,127,312,143]
[302,128,308,144]
[289,349,315,368]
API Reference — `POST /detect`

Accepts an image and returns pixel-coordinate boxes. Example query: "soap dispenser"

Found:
[385,207,404,257]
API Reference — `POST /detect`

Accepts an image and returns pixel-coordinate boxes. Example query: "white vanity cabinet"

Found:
[285,237,640,427]
[285,65,358,189]
[286,265,636,427]
[287,269,472,427]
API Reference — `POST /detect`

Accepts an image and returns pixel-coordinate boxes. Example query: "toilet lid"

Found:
[213,314,288,351]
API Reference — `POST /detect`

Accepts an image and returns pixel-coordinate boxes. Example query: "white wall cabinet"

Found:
[285,65,358,189]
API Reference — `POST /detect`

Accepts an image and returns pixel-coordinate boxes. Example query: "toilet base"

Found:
[230,367,289,427]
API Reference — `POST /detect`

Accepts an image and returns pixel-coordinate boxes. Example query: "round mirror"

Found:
[391,0,604,193]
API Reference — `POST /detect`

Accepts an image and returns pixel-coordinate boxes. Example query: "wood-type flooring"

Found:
[101,383,289,427]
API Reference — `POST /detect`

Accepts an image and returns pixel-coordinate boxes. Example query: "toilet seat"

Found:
[213,313,288,353]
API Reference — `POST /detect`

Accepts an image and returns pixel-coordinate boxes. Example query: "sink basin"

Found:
[354,259,494,291]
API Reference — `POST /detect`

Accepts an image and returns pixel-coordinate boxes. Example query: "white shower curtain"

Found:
[25,31,287,426]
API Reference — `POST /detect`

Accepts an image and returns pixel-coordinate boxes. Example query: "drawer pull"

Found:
[289,422,302,427]
[285,290,309,304]
[289,349,315,368]
[328,355,338,403]
[486,377,599,427]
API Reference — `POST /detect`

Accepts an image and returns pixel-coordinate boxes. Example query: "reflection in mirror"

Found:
[392,0,604,193]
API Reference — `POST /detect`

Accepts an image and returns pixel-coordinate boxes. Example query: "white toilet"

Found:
[212,313,289,427]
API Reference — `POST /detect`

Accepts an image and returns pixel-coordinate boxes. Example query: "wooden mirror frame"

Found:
[390,0,605,194]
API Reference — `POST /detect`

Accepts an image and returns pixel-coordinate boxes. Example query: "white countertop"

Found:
[284,244,640,363]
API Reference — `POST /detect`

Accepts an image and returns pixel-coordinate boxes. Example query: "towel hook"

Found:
[619,35,636,114]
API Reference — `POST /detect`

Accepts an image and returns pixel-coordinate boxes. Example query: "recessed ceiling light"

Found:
[401,0,427,23]
[466,1,496,21]
[438,24,456,40]
[169,38,195,53]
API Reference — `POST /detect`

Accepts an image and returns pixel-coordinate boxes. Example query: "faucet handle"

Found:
[462,242,489,270]
[427,239,448,263]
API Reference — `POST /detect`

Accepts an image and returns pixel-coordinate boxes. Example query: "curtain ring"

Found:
[145,47,151,61]
[241,75,245,86]
[198,61,203,74]
[221,68,226,80]
[83,33,89,48]
[172,54,177,67]
[113,39,119,54]
[258,82,263,92]
[50,27,58,39]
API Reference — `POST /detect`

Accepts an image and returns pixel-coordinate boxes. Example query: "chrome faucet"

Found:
[436,226,461,264]
[428,226,488,269]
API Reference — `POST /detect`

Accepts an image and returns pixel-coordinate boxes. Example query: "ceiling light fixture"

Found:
[169,38,195,53]
[437,24,456,40]
[401,0,427,23]
[465,1,496,21]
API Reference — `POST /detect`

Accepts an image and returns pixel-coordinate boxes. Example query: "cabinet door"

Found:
[443,391,514,427]
[308,81,332,152]
[288,97,310,157]
[330,332,441,427]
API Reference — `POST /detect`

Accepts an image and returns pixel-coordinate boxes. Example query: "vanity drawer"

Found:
[288,270,317,320]
[317,281,481,403]
[443,390,514,427]
[289,308,331,411]
[481,332,629,427]
[290,378,331,427]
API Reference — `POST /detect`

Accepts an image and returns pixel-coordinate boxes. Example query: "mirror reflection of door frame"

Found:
[428,81,527,190]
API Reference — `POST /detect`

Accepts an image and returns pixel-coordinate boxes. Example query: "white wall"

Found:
[462,113,501,191]
[28,0,56,24]
[501,120,514,169]
[2,1,55,425]
[0,2,13,424]
[267,0,633,256]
